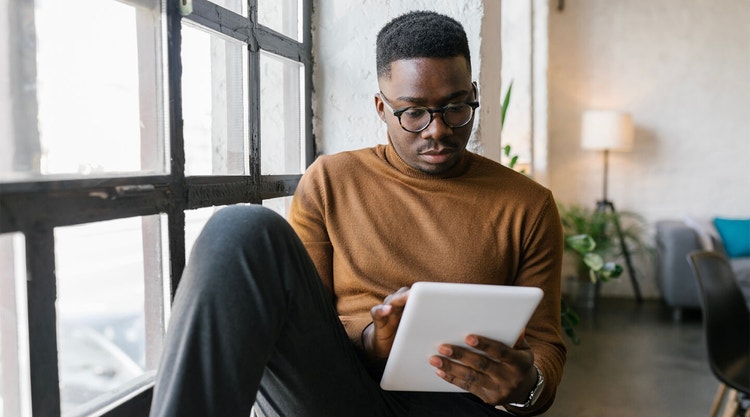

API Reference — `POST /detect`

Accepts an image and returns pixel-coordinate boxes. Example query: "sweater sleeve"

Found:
[507,192,567,416]
[288,161,373,351]
[288,162,334,298]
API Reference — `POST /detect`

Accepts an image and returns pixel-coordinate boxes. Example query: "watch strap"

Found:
[507,364,544,408]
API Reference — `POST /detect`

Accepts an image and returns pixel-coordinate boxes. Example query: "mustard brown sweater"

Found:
[289,144,566,414]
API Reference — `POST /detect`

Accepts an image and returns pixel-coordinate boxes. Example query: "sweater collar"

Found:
[383,141,472,180]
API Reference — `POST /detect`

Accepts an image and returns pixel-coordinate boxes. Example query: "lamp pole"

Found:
[601,149,609,205]
[582,110,642,303]
[594,148,642,304]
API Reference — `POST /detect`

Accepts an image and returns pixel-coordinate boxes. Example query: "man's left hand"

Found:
[428,334,537,406]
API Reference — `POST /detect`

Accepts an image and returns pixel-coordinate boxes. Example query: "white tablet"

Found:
[379,281,543,392]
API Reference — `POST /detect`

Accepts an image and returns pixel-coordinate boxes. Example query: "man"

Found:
[150,10,565,417]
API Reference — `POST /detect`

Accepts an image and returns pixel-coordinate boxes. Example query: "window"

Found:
[0,0,312,415]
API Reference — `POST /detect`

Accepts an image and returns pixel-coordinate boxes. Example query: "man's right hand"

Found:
[362,287,410,360]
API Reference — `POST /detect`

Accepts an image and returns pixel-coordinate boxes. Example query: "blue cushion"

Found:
[713,217,750,258]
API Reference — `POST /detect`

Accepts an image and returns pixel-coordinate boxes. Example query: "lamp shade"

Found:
[581,110,634,151]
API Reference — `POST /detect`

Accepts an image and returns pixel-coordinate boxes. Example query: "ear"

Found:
[375,93,387,122]
[472,81,479,100]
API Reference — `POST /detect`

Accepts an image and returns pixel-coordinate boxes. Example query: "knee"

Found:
[212,204,286,227]
[202,205,291,246]
[185,204,297,273]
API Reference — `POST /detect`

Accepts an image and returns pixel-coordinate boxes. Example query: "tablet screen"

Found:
[380,282,543,392]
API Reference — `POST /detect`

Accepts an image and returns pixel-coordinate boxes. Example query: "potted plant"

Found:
[558,204,649,299]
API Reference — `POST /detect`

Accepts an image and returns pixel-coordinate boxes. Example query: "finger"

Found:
[463,334,510,362]
[370,303,392,320]
[432,349,497,384]
[437,344,497,373]
[466,334,530,363]
[366,306,399,358]
[430,352,522,405]
[369,301,406,339]
[383,287,410,306]
[430,355,497,398]
[370,290,410,326]
[370,304,397,333]
[374,288,410,327]
[436,369,508,405]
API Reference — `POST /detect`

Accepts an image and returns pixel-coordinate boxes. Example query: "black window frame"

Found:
[0,0,314,415]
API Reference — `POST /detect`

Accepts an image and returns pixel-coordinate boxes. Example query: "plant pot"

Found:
[565,275,600,311]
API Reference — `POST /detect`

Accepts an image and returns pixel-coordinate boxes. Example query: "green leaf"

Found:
[565,327,581,345]
[561,307,580,327]
[500,81,513,129]
[583,252,604,271]
[509,155,519,169]
[599,262,624,280]
[503,144,512,156]
[565,234,596,254]
[560,300,581,345]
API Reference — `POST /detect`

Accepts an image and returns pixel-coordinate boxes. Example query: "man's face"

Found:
[375,56,476,175]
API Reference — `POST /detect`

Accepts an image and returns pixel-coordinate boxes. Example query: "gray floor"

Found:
[543,298,720,417]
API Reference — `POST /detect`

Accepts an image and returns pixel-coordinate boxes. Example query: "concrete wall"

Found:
[548,0,750,297]
[311,0,505,159]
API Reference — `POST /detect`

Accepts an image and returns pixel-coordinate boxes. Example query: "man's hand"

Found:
[428,333,537,406]
[362,287,410,360]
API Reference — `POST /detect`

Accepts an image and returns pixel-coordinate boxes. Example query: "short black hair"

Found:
[376,11,471,79]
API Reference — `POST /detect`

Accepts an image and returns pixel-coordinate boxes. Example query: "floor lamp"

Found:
[581,110,642,303]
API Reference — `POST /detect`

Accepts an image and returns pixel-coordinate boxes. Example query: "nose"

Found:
[420,112,453,139]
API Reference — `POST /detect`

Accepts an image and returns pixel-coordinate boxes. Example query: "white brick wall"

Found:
[311,0,490,156]
[312,0,750,299]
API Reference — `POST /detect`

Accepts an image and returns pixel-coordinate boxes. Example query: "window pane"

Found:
[185,205,240,258]
[55,217,162,414]
[260,52,305,175]
[206,0,246,16]
[0,233,32,417]
[258,0,301,42]
[263,196,293,220]
[0,0,167,181]
[182,24,249,176]
[185,204,293,258]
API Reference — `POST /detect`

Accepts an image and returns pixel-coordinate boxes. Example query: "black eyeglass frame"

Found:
[378,91,480,133]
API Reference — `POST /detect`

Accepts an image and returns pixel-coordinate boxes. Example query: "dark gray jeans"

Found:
[149,205,512,417]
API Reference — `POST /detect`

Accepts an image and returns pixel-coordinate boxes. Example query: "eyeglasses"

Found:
[379,92,480,133]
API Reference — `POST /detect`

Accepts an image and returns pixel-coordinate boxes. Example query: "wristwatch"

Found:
[507,365,545,408]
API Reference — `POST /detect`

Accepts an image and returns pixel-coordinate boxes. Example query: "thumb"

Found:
[370,304,393,327]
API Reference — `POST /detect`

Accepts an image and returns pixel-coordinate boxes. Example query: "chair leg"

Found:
[710,384,728,417]
[737,391,750,417]
[721,389,738,417]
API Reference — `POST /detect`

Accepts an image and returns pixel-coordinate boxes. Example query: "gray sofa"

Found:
[655,219,750,320]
